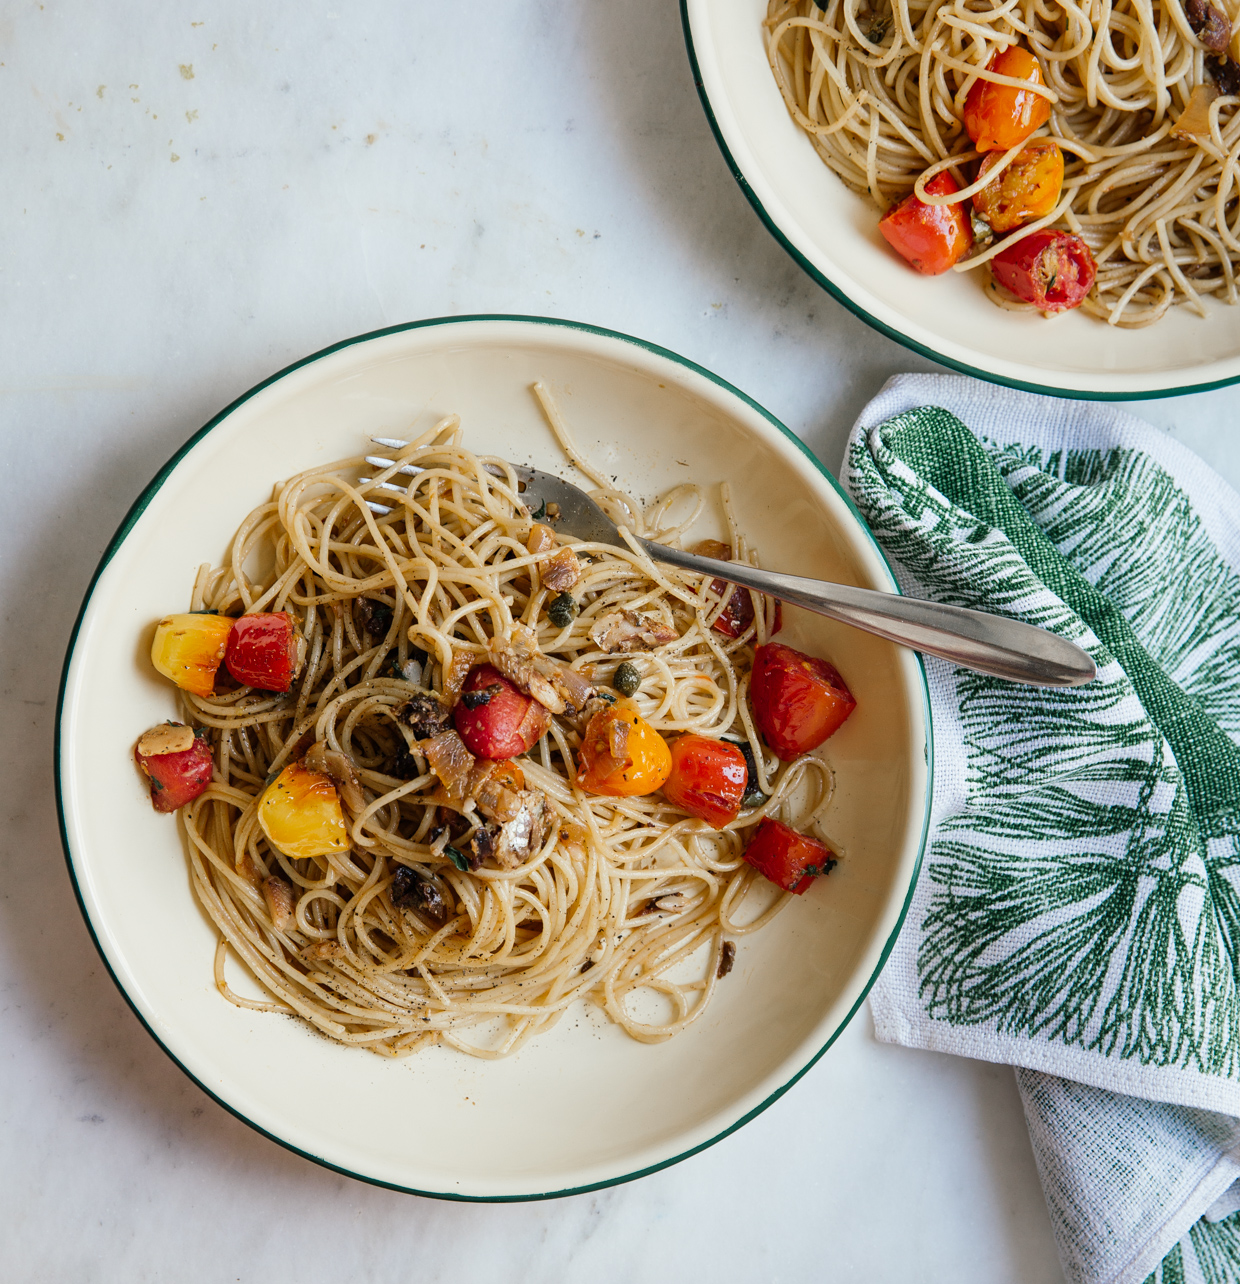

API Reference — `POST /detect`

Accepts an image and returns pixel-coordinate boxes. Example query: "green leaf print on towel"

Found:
[847,410,1240,1075]
[1145,1214,1240,1284]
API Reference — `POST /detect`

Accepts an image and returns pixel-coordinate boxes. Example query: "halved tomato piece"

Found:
[743,818,837,894]
[663,735,747,829]
[750,642,856,760]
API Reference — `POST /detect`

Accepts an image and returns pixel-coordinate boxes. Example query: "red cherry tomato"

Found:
[991,229,1096,313]
[962,46,1051,152]
[711,576,754,638]
[708,580,784,640]
[878,171,973,275]
[743,818,837,894]
[454,664,550,759]
[225,613,303,692]
[750,642,856,760]
[693,540,783,640]
[663,735,747,829]
[134,724,214,813]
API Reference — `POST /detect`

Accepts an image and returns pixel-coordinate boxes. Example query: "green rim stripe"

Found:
[679,2,1240,403]
[54,312,934,1203]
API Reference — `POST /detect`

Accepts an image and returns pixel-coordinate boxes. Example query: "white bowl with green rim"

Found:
[55,315,932,1199]
[682,0,1240,399]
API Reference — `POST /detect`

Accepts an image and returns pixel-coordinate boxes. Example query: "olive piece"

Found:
[729,738,768,808]
[356,597,394,641]
[613,661,641,697]
[547,592,578,628]
[397,692,452,739]
[460,684,502,710]
[390,864,450,924]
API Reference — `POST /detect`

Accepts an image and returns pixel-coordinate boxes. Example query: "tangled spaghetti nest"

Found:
[175,390,835,1058]
[767,0,1240,325]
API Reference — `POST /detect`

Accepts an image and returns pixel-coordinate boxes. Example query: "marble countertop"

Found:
[4,3,1236,1280]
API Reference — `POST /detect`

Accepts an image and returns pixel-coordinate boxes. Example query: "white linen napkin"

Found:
[841,373,1240,1284]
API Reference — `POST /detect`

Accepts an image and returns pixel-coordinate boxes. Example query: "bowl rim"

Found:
[54,313,934,1202]
[679,0,1240,403]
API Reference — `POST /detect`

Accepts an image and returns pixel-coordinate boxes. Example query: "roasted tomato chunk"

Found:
[709,582,783,639]
[258,761,350,861]
[453,664,550,759]
[663,735,747,829]
[972,139,1064,234]
[577,700,672,797]
[225,612,303,692]
[991,229,1096,313]
[743,818,837,894]
[695,541,782,639]
[750,642,856,760]
[711,577,755,638]
[878,171,972,275]
[962,46,1051,152]
[150,613,234,697]
[134,722,214,812]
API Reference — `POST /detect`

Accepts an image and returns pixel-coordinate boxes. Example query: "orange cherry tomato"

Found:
[750,642,856,761]
[663,735,747,829]
[962,46,1051,153]
[972,139,1064,233]
[877,171,973,275]
[991,228,1096,313]
[743,818,837,895]
[576,700,671,797]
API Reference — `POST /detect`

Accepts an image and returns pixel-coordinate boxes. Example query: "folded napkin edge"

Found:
[845,373,1240,578]
[870,976,1240,1120]
[1107,1152,1240,1284]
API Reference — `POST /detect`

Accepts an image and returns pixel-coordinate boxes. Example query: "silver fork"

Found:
[361,438,1095,688]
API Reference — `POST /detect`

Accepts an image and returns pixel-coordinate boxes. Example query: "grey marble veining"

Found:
[3,1,1234,1279]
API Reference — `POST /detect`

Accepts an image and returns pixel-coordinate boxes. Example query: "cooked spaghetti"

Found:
[172,388,836,1058]
[766,0,1240,325]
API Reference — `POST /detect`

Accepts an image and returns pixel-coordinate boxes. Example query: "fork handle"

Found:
[639,541,1095,689]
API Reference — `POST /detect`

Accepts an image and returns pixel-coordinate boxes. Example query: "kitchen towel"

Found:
[842,373,1240,1284]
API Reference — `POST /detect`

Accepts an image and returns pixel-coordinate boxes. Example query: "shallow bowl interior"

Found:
[58,316,930,1199]
[683,0,1240,398]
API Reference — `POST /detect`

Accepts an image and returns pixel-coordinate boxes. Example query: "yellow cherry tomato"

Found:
[972,139,1064,234]
[150,613,234,697]
[576,700,672,797]
[258,762,349,861]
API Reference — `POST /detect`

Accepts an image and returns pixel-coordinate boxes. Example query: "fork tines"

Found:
[362,439,422,513]
[361,437,513,513]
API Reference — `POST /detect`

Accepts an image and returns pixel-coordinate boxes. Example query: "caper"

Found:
[547,592,578,628]
[613,661,641,696]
